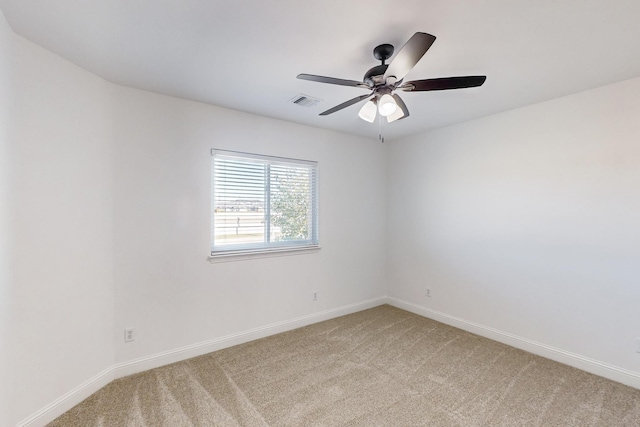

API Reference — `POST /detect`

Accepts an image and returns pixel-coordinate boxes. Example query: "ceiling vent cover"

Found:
[290,94,321,107]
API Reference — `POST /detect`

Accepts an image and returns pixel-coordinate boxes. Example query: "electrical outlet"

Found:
[425,287,431,297]
[636,337,640,353]
[124,328,135,343]
[313,291,318,301]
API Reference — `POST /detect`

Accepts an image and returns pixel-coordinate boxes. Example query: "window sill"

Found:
[208,245,321,263]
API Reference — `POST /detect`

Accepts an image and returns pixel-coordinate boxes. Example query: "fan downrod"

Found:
[363,44,395,86]
[373,44,394,64]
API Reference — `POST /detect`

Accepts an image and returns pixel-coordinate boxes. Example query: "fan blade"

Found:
[400,76,487,92]
[297,74,369,88]
[387,94,410,123]
[383,32,436,82]
[319,94,372,116]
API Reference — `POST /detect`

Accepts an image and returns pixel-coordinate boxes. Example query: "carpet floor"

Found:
[48,305,640,426]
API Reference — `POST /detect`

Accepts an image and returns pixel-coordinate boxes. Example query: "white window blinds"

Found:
[211,150,318,255]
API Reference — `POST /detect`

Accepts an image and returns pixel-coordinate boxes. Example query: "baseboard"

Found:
[17,366,115,427]
[113,296,386,378]
[17,296,386,427]
[23,294,636,427]
[386,296,640,390]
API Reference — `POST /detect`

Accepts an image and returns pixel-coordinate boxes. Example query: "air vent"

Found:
[290,94,321,107]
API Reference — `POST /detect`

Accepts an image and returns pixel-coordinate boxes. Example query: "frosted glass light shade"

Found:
[386,105,405,123]
[358,100,377,122]
[378,94,397,116]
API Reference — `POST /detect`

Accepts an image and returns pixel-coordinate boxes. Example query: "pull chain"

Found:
[378,114,385,143]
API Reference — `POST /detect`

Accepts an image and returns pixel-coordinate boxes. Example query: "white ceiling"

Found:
[2,0,640,141]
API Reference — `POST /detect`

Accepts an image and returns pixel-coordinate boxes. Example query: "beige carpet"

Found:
[49,305,640,426]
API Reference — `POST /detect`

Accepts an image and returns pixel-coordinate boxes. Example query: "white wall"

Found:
[1,9,388,423]
[111,86,388,364]
[5,4,640,422]
[387,76,640,380]
[0,8,15,427]
[2,12,116,426]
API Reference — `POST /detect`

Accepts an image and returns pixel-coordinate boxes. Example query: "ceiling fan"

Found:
[297,32,486,123]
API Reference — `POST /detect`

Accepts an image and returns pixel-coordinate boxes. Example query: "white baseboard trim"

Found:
[386,296,640,390]
[17,366,115,427]
[113,296,386,378]
[17,296,386,427]
[21,295,637,426]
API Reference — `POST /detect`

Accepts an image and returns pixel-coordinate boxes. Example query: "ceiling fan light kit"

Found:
[386,95,408,123]
[297,32,486,124]
[378,93,397,116]
[358,100,377,123]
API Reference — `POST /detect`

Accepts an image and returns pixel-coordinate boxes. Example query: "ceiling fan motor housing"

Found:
[364,64,388,87]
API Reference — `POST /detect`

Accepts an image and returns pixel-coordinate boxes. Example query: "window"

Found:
[211,149,318,256]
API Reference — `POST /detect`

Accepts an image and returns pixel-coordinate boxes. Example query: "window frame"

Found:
[210,149,319,257]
